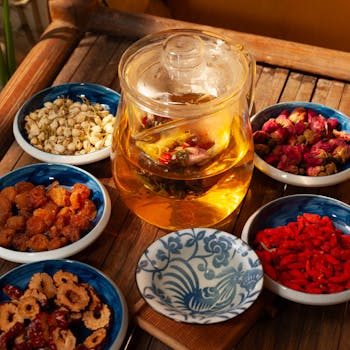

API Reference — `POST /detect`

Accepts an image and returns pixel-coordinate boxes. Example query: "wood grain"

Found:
[0,1,349,349]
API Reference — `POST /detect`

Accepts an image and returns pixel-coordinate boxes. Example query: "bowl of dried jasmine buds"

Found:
[13,83,120,165]
[251,102,350,187]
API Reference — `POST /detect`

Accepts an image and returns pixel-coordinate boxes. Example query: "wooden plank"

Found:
[253,66,289,112]
[280,72,317,102]
[88,7,350,82]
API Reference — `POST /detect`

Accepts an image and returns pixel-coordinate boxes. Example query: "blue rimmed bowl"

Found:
[241,194,350,305]
[0,259,128,349]
[136,227,263,324]
[0,163,111,263]
[251,101,350,187]
[13,82,120,165]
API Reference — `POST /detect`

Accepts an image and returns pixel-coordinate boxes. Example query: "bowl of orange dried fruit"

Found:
[0,163,111,263]
[251,102,350,187]
[0,259,128,349]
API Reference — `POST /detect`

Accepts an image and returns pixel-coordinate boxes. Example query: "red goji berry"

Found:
[159,152,172,165]
[279,254,297,266]
[253,212,350,294]
[303,213,321,223]
[328,274,348,284]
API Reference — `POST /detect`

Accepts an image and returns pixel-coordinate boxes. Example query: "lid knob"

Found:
[162,33,204,80]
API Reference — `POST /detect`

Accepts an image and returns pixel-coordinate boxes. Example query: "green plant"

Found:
[0,0,16,87]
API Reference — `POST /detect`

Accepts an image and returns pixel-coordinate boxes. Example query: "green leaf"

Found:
[3,0,16,76]
[0,46,9,87]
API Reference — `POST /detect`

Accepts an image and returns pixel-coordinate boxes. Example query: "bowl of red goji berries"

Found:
[241,194,350,305]
[251,102,350,187]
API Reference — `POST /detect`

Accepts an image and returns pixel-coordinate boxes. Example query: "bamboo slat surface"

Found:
[0,1,350,349]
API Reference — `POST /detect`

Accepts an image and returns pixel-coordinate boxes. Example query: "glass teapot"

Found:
[111,29,256,231]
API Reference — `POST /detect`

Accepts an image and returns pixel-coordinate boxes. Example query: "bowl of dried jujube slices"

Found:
[0,163,111,263]
[13,83,120,165]
[0,259,128,349]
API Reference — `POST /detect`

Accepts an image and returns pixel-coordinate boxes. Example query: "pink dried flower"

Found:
[304,148,329,167]
[264,153,280,166]
[307,108,318,122]
[262,118,279,133]
[328,138,346,151]
[332,142,350,164]
[306,165,323,176]
[270,127,290,144]
[309,113,328,136]
[255,144,271,157]
[303,129,322,145]
[279,109,289,117]
[289,108,307,124]
[312,139,335,153]
[253,130,270,144]
[275,114,294,133]
[327,118,340,131]
[276,160,299,174]
[333,129,350,142]
[325,162,338,175]
[294,121,307,136]
[254,106,350,177]
[279,145,304,165]
[306,163,337,176]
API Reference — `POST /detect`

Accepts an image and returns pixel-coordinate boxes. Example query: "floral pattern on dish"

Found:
[136,227,263,324]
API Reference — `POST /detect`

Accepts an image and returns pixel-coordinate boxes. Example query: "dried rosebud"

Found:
[253,130,270,144]
[275,114,294,133]
[262,118,279,133]
[312,139,335,153]
[270,127,290,144]
[333,129,350,142]
[289,107,307,124]
[306,163,337,176]
[279,145,303,165]
[280,109,289,117]
[264,152,280,166]
[309,113,328,136]
[303,148,329,167]
[324,162,338,175]
[276,160,299,174]
[303,129,322,145]
[332,142,350,164]
[255,144,271,157]
[306,165,324,176]
[327,118,340,131]
[307,108,318,122]
[294,121,307,136]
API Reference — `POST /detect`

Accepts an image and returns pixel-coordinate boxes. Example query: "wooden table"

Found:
[1,1,350,349]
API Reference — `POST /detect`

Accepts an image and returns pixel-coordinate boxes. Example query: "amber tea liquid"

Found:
[111,96,254,231]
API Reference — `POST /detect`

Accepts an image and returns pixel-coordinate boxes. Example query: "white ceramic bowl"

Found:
[0,259,128,349]
[136,227,263,324]
[251,102,350,187]
[13,82,120,165]
[241,194,350,305]
[0,163,111,263]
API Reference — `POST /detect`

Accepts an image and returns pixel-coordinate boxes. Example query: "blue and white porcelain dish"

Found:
[0,163,111,263]
[136,227,264,324]
[0,259,128,350]
[251,101,350,187]
[241,194,350,305]
[13,82,120,165]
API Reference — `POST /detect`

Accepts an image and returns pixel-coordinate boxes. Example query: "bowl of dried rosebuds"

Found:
[13,83,120,165]
[251,102,350,186]
[241,194,350,305]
